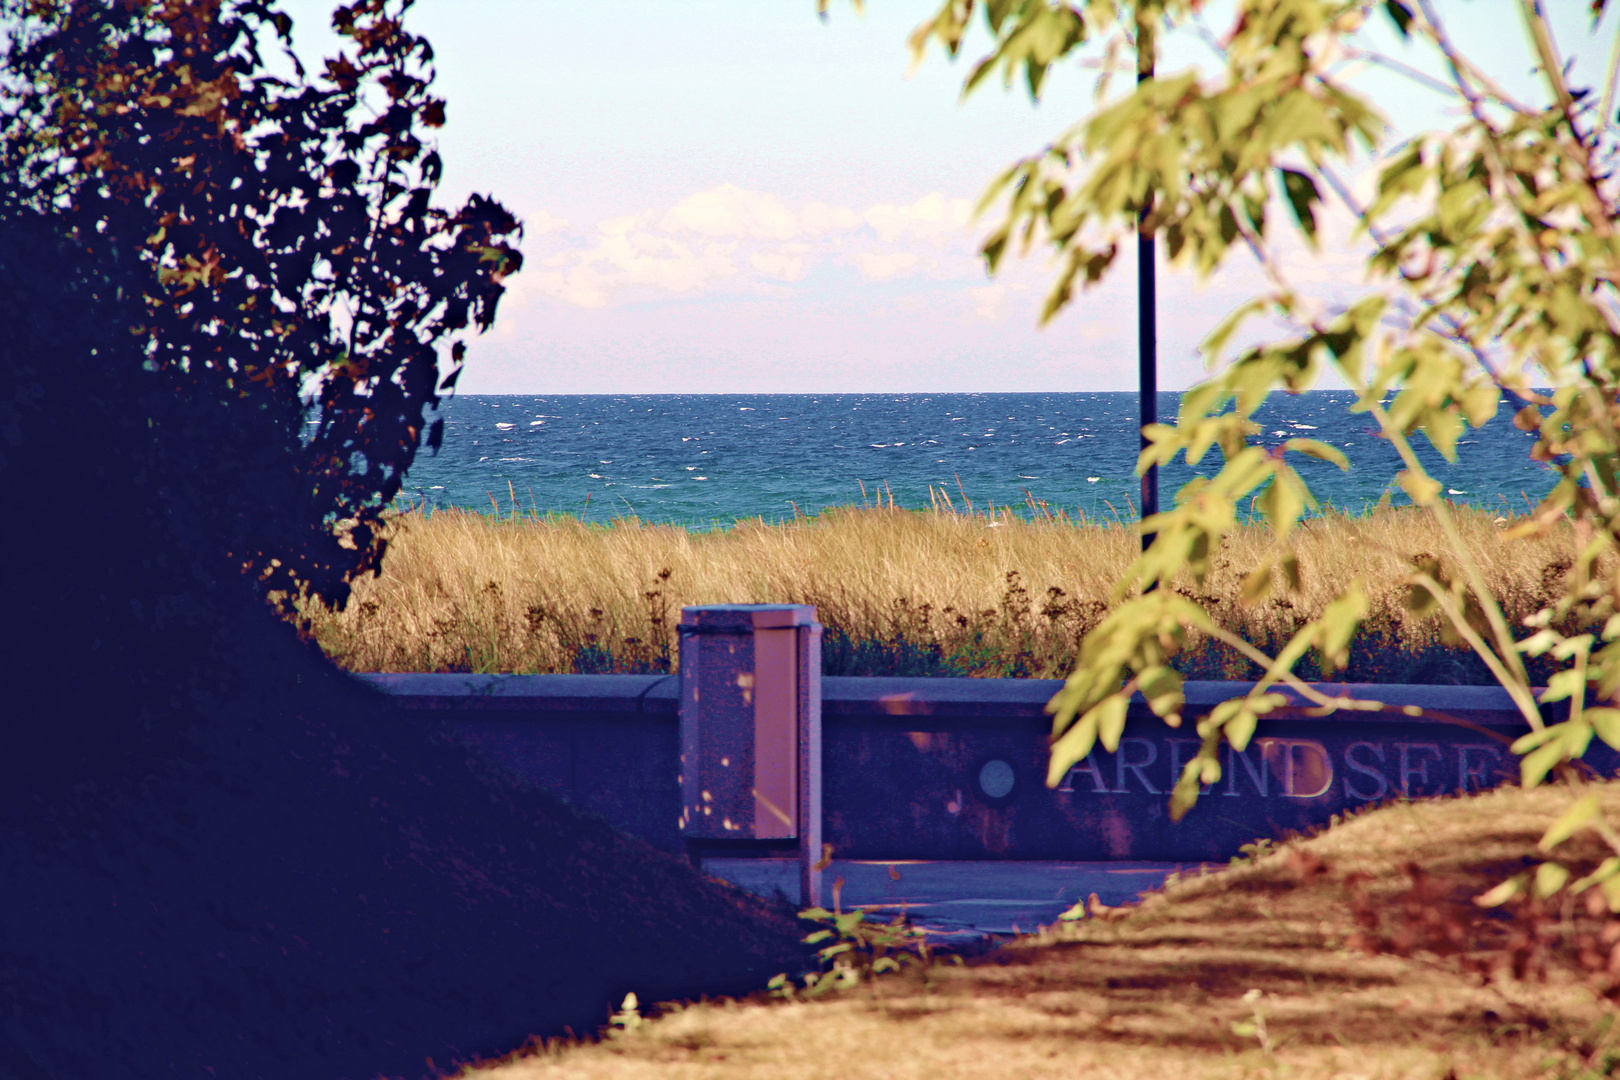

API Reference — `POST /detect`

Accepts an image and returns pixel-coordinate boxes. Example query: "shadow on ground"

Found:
[0,620,815,1079]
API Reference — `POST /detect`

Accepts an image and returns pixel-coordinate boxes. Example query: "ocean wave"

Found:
[397,392,1555,523]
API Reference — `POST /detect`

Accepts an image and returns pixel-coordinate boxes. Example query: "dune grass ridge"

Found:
[297,501,1592,684]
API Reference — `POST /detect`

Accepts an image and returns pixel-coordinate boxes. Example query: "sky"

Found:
[279,1,1616,395]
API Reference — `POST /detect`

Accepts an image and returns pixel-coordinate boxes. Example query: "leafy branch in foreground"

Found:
[911,0,1620,902]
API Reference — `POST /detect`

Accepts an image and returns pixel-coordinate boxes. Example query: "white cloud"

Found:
[852,251,922,281]
[800,200,863,236]
[660,184,800,240]
[865,192,973,246]
[525,213,741,307]
[518,185,991,306]
[751,249,807,281]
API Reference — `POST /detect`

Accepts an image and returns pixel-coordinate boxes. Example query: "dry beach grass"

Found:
[302,501,1586,682]
[453,781,1620,1080]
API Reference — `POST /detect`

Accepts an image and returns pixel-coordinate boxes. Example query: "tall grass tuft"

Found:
[294,499,1592,683]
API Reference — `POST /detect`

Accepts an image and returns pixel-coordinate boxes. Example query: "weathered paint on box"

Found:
[677,604,824,906]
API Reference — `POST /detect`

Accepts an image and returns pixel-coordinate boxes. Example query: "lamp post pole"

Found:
[1137,19,1158,555]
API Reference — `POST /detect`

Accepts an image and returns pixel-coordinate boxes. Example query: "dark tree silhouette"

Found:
[1,0,520,773]
[0,4,810,1076]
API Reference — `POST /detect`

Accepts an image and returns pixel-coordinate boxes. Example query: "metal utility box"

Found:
[678,604,822,906]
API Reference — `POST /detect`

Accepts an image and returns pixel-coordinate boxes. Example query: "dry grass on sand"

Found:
[457,782,1620,1080]
[304,503,1582,681]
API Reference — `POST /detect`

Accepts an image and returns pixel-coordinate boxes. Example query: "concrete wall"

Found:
[359,673,1610,863]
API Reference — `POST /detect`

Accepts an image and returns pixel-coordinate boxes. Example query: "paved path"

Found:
[703,858,1196,938]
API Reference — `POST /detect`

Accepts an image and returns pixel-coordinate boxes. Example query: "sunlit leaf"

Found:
[1534,861,1570,897]
[1476,873,1528,907]
[1541,794,1601,850]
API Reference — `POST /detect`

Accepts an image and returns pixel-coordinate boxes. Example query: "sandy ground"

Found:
[457,782,1620,1080]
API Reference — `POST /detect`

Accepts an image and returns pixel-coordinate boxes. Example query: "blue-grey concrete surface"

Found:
[702,858,1189,936]
[364,672,677,712]
[356,673,1608,863]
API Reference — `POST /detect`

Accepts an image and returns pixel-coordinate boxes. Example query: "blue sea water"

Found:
[397,392,1559,528]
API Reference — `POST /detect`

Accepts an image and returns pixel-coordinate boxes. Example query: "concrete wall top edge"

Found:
[821,678,1531,725]
[355,672,1534,727]
[352,673,679,712]
[821,676,1063,717]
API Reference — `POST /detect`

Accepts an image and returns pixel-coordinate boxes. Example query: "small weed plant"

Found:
[768,877,947,1000]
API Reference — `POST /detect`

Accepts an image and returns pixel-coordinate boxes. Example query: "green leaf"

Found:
[1535,861,1571,898]
[1278,168,1321,244]
[1573,857,1620,897]
[1588,708,1620,750]
[1096,694,1129,753]
[1283,438,1350,470]
[1368,141,1427,221]
[1540,794,1601,851]
[1202,297,1268,367]
[1258,473,1307,537]
[1521,739,1569,788]
[1240,562,1274,604]
[1280,552,1302,592]
[1604,874,1620,914]
[1046,708,1101,787]
[1168,749,1213,823]
[1475,872,1527,908]
[1383,0,1415,38]
[1396,468,1441,505]
[1139,665,1185,723]
[1542,668,1586,703]
[1225,710,1258,752]
[1510,725,1560,755]
[1316,582,1369,669]
[1518,628,1563,658]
